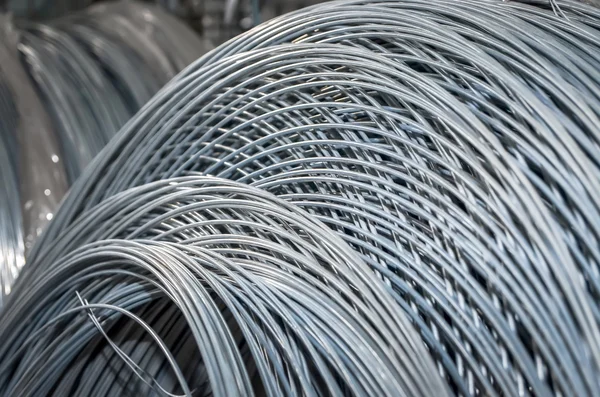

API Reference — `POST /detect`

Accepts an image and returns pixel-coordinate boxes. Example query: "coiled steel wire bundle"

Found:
[0,177,445,396]
[0,20,68,308]
[3,0,600,396]
[0,68,22,306]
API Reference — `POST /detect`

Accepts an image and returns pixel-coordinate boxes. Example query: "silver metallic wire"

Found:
[5,0,600,396]
[0,176,447,396]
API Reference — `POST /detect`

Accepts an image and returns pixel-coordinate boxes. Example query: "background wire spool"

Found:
[0,18,69,307]
[0,1,203,308]
[16,0,600,395]
[80,1,209,80]
[0,67,23,309]
[0,176,447,396]
[19,24,138,182]
[18,0,205,183]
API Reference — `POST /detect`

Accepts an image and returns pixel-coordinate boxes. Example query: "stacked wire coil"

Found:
[3,0,600,396]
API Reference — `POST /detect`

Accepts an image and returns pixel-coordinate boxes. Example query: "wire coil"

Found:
[0,176,446,396]
[0,1,203,308]
[18,0,205,183]
[4,0,600,396]
[0,20,68,308]
[0,67,22,306]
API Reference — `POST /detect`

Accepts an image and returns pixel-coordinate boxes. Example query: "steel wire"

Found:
[4,0,600,396]
[0,176,446,396]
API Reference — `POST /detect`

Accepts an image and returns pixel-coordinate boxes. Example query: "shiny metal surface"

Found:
[3,0,600,396]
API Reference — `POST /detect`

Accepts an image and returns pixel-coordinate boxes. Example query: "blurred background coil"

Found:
[0,65,22,308]
[18,0,205,183]
[0,1,202,308]
[0,18,68,308]
[14,0,600,395]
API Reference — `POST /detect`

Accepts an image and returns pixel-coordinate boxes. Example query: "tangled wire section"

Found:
[3,0,600,396]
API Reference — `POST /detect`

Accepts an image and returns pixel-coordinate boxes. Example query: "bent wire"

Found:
[3,0,600,396]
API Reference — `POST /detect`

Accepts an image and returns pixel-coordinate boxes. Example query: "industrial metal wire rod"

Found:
[4,0,600,396]
[0,177,447,396]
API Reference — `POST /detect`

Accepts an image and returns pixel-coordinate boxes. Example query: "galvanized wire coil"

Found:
[0,176,446,396]
[5,0,600,396]
[0,67,22,307]
[0,19,68,308]
[19,24,136,182]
